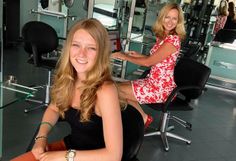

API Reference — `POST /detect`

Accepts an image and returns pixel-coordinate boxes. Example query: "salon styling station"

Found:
[31,0,77,38]
[205,41,236,91]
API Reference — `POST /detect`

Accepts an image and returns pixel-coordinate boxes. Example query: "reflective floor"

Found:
[2,45,236,161]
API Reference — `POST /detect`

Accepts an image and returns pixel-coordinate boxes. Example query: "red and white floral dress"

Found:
[213,15,227,35]
[131,35,181,104]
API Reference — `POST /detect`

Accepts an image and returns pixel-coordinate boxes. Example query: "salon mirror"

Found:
[64,0,74,8]
[38,0,68,14]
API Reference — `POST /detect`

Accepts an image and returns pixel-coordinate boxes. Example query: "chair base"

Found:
[171,115,192,130]
[144,112,191,151]
[144,131,191,151]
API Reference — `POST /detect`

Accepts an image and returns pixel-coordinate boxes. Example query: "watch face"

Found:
[68,151,75,157]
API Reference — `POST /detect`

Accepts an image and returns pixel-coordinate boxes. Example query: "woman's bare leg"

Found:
[117,81,148,123]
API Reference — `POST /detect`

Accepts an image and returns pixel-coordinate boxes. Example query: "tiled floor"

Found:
[1,45,236,161]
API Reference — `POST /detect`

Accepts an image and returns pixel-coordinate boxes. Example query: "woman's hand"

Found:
[39,151,66,161]
[128,51,142,57]
[111,51,143,59]
[31,139,48,160]
[111,51,126,60]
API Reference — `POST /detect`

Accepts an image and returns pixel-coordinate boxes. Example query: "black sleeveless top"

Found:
[63,108,105,150]
[63,106,144,161]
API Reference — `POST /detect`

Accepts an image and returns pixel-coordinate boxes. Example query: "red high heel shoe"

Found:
[144,115,153,129]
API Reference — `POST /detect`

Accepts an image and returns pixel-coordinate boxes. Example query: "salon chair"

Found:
[180,42,202,60]
[122,105,144,161]
[22,21,60,113]
[26,105,144,161]
[213,29,236,43]
[142,58,211,151]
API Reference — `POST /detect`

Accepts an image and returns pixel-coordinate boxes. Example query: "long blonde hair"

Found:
[152,3,186,40]
[51,18,112,121]
[218,1,229,16]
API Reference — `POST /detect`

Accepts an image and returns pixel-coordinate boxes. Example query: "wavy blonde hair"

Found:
[51,18,113,121]
[219,2,229,16]
[152,3,186,40]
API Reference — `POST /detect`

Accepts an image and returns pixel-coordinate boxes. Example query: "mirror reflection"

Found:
[38,0,72,15]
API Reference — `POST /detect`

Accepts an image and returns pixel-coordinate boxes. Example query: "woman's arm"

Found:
[32,104,60,160]
[39,82,123,161]
[111,42,177,67]
[37,104,60,137]
[111,51,146,59]
[95,82,123,161]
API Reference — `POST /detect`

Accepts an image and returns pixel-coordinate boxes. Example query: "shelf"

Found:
[31,9,76,20]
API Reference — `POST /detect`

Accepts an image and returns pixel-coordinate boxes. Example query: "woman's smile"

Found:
[75,58,88,64]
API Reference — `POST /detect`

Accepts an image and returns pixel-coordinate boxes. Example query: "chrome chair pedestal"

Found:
[145,112,191,151]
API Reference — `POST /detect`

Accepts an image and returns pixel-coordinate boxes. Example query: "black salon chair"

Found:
[142,58,211,151]
[122,105,144,161]
[180,42,202,60]
[22,21,60,113]
[26,105,144,161]
[213,29,236,43]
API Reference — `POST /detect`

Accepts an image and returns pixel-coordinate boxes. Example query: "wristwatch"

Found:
[66,149,76,161]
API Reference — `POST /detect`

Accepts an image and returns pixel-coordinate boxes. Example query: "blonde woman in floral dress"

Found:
[111,3,186,129]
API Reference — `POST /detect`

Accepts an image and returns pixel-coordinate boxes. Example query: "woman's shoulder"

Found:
[97,81,117,96]
[95,81,119,115]
[102,80,116,87]
[164,35,181,47]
